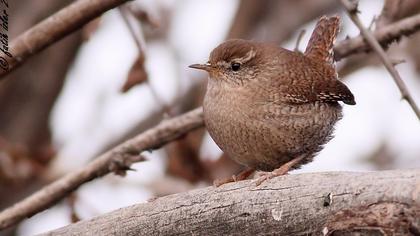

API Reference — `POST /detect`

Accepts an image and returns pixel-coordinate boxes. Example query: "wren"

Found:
[189,16,355,186]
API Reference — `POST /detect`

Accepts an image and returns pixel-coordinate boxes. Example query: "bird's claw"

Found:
[254,172,275,186]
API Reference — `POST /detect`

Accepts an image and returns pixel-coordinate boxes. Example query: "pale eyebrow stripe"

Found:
[232,49,256,64]
[215,48,257,67]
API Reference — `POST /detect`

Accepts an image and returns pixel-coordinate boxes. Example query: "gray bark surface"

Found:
[42,169,420,235]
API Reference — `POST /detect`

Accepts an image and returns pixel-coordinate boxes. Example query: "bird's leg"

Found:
[255,156,305,186]
[213,168,255,187]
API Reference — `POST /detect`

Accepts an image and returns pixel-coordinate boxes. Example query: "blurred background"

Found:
[1,0,420,235]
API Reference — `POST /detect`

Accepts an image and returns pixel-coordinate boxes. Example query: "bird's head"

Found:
[189,39,263,85]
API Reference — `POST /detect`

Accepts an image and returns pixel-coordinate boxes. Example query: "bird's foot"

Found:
[254,156,305,186]
[213,168,255,187]
[254,170,287,186]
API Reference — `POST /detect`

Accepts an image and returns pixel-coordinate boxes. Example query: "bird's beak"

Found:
[189,63,212,71]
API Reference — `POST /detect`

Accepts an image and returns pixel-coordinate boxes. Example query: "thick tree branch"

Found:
[340,0,420,120]
[0,108,204,230]
[0,0,132,78]
[41,169,420,235]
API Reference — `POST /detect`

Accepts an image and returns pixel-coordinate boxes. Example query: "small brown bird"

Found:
[190,16,355,186]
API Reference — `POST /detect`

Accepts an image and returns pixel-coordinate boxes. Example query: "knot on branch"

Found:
[323,202,420,235]
[109,147,146,176]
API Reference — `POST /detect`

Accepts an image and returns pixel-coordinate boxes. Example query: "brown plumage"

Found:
[189,16,355,185]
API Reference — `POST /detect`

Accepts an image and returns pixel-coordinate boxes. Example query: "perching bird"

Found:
[189,16,355,186]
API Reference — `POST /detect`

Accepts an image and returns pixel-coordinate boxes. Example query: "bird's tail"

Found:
[304,16,340,65]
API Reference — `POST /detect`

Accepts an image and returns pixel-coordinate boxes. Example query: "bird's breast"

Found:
[203,80,343,170]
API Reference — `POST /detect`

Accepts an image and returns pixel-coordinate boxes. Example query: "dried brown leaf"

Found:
[128,7,160,28]
[121,53,148,93]
[166,135,209,183]
[0,137,49,184]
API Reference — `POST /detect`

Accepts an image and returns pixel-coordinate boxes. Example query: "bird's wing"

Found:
[271,57,355,105]
[283,74,356,105]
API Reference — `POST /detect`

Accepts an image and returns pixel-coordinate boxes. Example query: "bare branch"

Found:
[40,169,420,235]
[0,108,204,230]
[334,12,420,60]
[118,6,145,52]
[118,7,171,114]
[0,0,132,79]
[340,0,420,120]
[377,0,420,28]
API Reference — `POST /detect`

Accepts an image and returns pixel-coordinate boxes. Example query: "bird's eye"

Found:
[231,62,241,71]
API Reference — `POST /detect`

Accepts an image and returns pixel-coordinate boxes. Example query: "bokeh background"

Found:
[1,0,420,235]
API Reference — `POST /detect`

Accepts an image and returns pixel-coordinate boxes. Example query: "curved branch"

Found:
[0,0,131,78]
[41,169,420,235]
[0,108,204,230]
[340,0,420,120]
[334,12,420,60]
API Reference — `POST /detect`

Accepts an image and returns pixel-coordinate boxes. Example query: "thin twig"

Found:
[334,12,420,60]
[118,6,172,115]
[0,0,132,79]
[0,107,204,230]
[118,6,145,52]
[340,0,420,120]
[67,193,81,223]
[368,15,377,30]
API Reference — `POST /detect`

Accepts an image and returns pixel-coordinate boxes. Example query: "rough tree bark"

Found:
[41,169,420,235]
